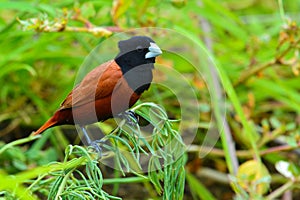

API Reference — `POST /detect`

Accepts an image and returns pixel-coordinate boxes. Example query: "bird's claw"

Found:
[118,110,138,126]
[88,139,104,158]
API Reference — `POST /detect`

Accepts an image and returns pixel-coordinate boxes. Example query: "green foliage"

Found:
[0,103,186,199]
[1,0,300,199]
[186,173,216,200]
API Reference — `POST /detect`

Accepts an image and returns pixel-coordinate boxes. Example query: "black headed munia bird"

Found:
[34,36,162,149]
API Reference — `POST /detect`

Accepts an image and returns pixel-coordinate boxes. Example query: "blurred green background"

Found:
[1,0,300,199]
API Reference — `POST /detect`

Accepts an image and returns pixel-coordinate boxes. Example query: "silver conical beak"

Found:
[145,42,162,59]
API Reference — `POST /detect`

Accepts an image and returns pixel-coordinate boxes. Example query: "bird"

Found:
[33,36,162,150]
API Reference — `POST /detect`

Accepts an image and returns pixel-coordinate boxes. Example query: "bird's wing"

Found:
[59,60,123,109]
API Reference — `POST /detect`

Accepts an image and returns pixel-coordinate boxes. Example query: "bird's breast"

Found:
[122,64,153,94]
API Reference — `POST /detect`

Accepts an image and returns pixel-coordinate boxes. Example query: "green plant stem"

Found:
[103,176,149,184]
[174,26,241,175]
[55,170,74,200]
[15,157,87,182]
[257,127,286,147]
[216,63,261,161]
[198,10,239,175]
[0,156,88,199]
[278,0,286,22]
[0,135,40,155]
[186,173,216,200]
[266,180,294,200]
[27,173,49,191]
[234,60,276,86]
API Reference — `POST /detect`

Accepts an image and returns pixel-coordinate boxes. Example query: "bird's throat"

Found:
[121,64,153,94]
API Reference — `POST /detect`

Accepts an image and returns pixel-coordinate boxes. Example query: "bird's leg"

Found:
[118,110,139,126]
[80,126,102,157]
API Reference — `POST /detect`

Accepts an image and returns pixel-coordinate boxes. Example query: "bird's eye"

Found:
[136,46,143,52]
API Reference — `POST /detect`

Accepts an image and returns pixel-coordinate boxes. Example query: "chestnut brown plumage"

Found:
[34,36,162,146]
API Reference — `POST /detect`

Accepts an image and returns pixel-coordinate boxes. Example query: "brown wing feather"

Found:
[59,60,122,110]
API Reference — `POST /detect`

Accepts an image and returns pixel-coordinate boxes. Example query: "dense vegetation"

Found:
[1,0,300,199]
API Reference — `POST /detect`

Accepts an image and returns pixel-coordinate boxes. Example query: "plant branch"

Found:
[189,142,300,158]
[266,180,294,200]
[234,28,300,86]
[0,135,40,155]
[234,60,276,86]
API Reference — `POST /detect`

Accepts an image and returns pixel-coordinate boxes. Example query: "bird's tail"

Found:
[33,117,57,135]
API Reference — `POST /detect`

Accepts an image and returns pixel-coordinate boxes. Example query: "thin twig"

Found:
[234,60,276,86]
[0,135,40,155]
[260,142,300,155]
[266,180,294,200]
[195,167,229,184]
[189,141,300,158]
[65,26,112,37]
